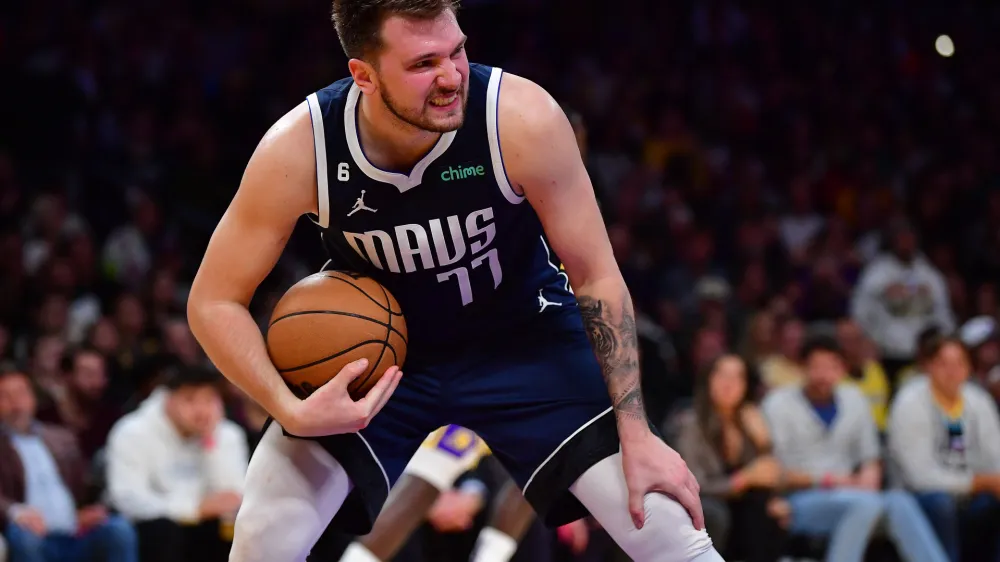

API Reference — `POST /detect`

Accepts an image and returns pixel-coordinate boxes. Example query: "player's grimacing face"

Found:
[375,11,470,133]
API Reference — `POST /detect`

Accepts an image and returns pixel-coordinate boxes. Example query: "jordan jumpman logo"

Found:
[347,190,377,216]
[537,289,564,313]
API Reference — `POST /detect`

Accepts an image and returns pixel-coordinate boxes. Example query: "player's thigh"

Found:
[403,425,489,492]
[454,326,616,526]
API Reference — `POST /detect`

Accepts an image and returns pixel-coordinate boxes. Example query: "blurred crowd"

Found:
[3,0,1000,561]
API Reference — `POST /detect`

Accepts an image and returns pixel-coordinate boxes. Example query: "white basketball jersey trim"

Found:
[521,406,612,495]
[356,432,391,494]
[541,236,572,293]
[344,83,456,193]
[306,93,331,229]
[486,67,526,205]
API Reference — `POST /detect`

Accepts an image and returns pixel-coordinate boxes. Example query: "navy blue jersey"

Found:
[304,64,575,358]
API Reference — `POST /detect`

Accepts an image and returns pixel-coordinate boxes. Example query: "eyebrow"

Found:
[407,36,467,66]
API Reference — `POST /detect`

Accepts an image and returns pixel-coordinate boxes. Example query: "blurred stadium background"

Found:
[2,0,1000,561]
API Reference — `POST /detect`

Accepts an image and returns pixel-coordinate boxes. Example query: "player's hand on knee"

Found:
[282,359,403,437]
[621,435,705,531]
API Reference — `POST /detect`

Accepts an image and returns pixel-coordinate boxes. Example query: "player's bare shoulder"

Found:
[238,100,320,219]
[495,72,589,201]
[495,73,572,167]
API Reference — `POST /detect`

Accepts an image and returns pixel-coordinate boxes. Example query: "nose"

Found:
[437,60,461,91]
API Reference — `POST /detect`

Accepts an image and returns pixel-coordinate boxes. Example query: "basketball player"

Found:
[340,425,535,562]
[187,1,722,561]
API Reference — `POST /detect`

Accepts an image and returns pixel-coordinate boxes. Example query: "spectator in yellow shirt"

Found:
[759,317,806,390]
[837,318,891,432]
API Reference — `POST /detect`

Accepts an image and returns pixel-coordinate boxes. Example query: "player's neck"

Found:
[358,94,441,173]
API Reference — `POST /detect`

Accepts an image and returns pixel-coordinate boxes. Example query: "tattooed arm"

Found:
[576,291,648,429]
[500,70,705,531]
[498,74,652,439]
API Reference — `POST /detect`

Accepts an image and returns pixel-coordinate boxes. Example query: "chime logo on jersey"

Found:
[441,164,486,182]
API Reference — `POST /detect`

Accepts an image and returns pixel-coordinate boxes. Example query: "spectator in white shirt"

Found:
[850,218,954,381]
[106,366,248,562]
[888,336,1000,562]
[763,336,947,562]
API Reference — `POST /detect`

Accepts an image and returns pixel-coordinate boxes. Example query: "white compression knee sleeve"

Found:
[569,452,725,562]
[340,543,381,562]
[230,422,354,562]
[470,527,518,562]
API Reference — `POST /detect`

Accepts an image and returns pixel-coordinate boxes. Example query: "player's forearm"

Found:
[188,298,298,426]
[575,278,648,440]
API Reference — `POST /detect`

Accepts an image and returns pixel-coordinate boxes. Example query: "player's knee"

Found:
[620,492,716,562]
[571,453,719,561]
[229,500,317,562]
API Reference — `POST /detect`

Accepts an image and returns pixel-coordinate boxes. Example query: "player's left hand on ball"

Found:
[284,359,402,437]
[621,433,704,531]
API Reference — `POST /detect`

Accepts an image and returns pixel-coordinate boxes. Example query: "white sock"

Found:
[470,527,518,562]
[341,542,381,562]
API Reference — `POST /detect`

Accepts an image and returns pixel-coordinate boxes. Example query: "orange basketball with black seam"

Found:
[265,271,407,400]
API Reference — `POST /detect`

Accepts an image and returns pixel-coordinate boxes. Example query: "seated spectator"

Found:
[959,316,1000,405]
[887,336,1000,562]
[0,364,137,562]
[836,318,890,434]
[0,532,6,562]
[896,325,943,390]
[36,345,119,461]
[673,353,788,562]
[763,336,948,562]
[758,316,805,389]
[850,218,955,382]
[106,365,248,562]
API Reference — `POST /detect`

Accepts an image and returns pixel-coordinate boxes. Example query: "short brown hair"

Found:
[332,0,460,60]
[926,335,970,362]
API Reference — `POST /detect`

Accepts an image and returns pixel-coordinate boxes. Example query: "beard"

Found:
[380,81,468,133]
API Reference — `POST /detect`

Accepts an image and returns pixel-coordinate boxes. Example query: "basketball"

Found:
[265,271,407,400]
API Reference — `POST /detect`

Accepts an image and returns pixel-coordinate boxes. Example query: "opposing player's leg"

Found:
[231,369,444,562]
[470,481,536,562]
[455,308,723,562]
[342,425,489,562]
[341,474,440,562]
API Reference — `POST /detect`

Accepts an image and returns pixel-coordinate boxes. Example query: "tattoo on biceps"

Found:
[577,294,645,422]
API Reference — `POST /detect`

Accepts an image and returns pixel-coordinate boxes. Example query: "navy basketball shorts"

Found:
[299,307,621,535]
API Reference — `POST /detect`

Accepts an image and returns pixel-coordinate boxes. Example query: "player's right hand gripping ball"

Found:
[265,271,407,400]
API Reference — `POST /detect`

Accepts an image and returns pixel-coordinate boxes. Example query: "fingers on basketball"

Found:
[329,358,371,389]
[359,366,402,416]
[325,363,400,431]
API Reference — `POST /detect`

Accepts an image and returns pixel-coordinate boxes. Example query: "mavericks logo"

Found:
[441,164,485,181]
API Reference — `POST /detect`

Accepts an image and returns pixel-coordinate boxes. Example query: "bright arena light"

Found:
[935,35,955,57]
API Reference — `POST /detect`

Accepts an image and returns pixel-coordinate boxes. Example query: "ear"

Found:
[348,59,378,95]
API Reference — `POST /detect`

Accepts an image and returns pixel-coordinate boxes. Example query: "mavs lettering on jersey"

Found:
[343,207,499,305]
[304,63,575,352]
